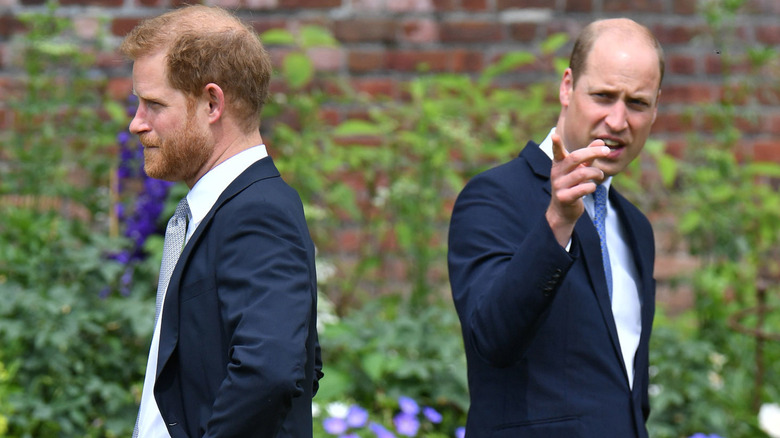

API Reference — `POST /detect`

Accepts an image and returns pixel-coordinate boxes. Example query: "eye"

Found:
[627,98,650,110]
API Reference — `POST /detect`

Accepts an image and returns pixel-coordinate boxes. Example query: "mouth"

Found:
[599,138,623,149]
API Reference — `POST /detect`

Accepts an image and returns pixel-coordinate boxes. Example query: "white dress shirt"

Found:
[137,145,268,437]
[539,129,642,389]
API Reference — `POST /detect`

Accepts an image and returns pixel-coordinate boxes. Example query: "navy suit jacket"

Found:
[448,142,655,437]
[154,157,321,438]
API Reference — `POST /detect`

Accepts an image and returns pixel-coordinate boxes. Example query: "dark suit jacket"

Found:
[448,142,656,438]
[154,156,321,438]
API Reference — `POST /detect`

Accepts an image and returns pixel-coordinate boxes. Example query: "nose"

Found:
[605,101,628,132]
[128,104,148,135]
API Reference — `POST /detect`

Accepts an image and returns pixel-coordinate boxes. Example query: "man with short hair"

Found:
[121,5,321,437]
[448,18,662,437]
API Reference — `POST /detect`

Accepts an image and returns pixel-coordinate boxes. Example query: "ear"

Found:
[559,68,573,108]
[203,83,225,124]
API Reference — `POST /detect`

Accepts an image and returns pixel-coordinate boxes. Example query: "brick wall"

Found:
[2,0,779,312]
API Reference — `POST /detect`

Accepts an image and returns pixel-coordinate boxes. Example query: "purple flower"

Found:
[370,422,396,438]
[455,427,466,438]
[422,406,442,424]
[398,396,419,415]
[688,435,724,438]
[341,435,360,438]
[393,412,420,437]
[323,417,348,435]
[346,405,368,428]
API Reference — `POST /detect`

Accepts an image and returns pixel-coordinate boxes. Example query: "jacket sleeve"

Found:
[204,194,315,437]
[447,169,578,367]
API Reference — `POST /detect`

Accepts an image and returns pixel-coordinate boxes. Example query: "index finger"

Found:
[551,133,568,162]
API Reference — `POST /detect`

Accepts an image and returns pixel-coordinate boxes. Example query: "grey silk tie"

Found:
[132,197,189,438]
[155,197,190,323]
[593,185,613,301]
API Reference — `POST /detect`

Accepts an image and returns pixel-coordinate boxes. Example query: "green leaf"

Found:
[540,32,569,55]
[282,52,314,89]
[333,119,382,136]
[746,162,780,178]
[479,51,535,87]
[300,25,339,48]
[259,28,296,46]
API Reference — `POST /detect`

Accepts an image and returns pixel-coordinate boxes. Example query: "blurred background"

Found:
[0,0,779,436]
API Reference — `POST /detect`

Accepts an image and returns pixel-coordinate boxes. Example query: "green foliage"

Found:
[317,297,468,432]
[640,1,780,436]
[0,3,149,436]
[263,29,566,309]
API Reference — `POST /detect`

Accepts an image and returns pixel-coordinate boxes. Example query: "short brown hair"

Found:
[119,5,272,132]
[569,18,665,89]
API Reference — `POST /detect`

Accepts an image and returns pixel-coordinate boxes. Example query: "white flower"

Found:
[707,371,724,390]
[311,402,321,418]
[759,403,780,438]
[326,402,350,419]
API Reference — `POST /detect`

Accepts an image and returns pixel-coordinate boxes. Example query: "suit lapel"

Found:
[156,156,281,378]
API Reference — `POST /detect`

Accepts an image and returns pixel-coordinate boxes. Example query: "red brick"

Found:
[508,23,537,42]
[667,53,697,75]
[19,0,45,5]
[661,83,717,104]
[351,77,398,97]
[401,19,439,44]
[347,50,386,73]
[0,14,25,37]
[661,137,687,159]
[766,112,780,136]
[106,77,133,101]
[386,0,434,12]
[705,53,724,75]
[307,47,344,72]
[753,139,780,163]
[650,24,698,45]
[440,21,503,43]
[496,0,548,9]
[334,19,396,43]
[111,17,143,36]
[248,19,288,35]
[462,0,488,11]
[431,0,457,10]
[565,0,593,13]
[672,0,697,14]
[277,0,340,8]
[60,0,122,6]
[756,25,780,45]
[604,0,662,12]
[387,50,450,72]
[451,49,484,73]
[653,110,693,134]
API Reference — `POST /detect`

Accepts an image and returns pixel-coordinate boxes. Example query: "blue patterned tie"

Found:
[593,185,613,301]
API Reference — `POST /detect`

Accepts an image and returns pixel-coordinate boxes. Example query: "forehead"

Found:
[581,34,661,95]
[131,51,179,100]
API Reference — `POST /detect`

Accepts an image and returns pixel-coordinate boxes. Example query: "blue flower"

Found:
[398,396,419,415]
[370,422,396,438]
[393,412,419,437]
[346,405,369,428]
[323,417,348,435]
[455,426,466,438]
[423,406,442,424]
[688,434,725,438]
